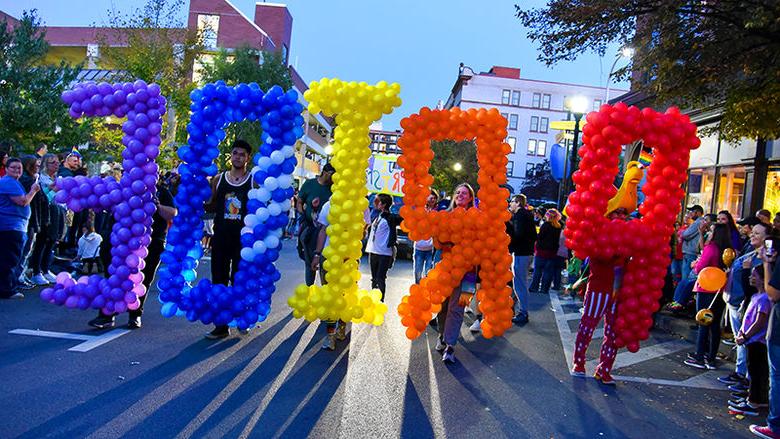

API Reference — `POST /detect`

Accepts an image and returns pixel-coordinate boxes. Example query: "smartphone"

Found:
[767,239,775,257]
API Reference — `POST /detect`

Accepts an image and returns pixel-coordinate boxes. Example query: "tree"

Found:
[0,10,92,151]
[98,0,204,146]
[430,139,478,195]
[515,1,780,142]
[201,47,293,167]
[520,160,559,203]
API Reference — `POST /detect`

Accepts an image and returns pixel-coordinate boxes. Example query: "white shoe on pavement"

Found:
[464,306,474,316]
[321,334,336,351]
[442,345,456,363]
[435,337,446,352]
[31,274,49,285]
[469,319,481,333]
[44,271,57,283]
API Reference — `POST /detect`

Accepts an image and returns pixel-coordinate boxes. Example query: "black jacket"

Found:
[19,173,49,234]
[535,222,561,256]
[507,208,537,256]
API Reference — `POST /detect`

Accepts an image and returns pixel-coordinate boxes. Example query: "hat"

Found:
[737,216,762,227]
[322,163,336,173]
[686,204,704,214]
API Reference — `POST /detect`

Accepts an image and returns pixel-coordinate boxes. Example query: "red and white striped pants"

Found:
[573,289,618,375]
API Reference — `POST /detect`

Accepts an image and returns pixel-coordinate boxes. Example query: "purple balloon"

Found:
[133,79,148,90]
[148,83,161,97]
[135,89,149,103]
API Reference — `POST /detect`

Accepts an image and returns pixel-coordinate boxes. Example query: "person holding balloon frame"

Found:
[434,182,478,364]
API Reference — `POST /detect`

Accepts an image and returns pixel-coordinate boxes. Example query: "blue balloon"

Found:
[550,143,569,181]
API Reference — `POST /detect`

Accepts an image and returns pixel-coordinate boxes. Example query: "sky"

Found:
[1,0,630,130]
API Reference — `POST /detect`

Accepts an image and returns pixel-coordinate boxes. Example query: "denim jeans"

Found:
[670,259,682,283]
[437,287,465,346]
[767,343,780,432]
[695,292,724,360]
[513,255,530,315]
[413,248,434,284]
[681,253,697,286]
[530,256,555,294]
[728,303,748,376]
[673,278,695,305]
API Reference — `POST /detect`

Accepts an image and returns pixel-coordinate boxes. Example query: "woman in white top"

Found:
[366,194,396,301]
[413,190,439,284]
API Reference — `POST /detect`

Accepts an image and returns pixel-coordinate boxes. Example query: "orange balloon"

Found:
[697,267,727,292]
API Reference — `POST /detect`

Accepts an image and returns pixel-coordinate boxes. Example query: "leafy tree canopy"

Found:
[0,10,92,152]
[430,139,478,196]
[516,1,780,142]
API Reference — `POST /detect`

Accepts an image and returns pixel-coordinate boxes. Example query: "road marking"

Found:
[9,328,130,352]
[547,292,727,390]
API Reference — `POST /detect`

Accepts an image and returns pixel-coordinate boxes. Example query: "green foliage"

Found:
[98,0,203,147]
[520,160,559,203]
[0,10,92,152]
[516,1,780,142]
[201,47,293,168]
[430,139,478,195]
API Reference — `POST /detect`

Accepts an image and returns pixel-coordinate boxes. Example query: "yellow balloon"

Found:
[722,248,736,267]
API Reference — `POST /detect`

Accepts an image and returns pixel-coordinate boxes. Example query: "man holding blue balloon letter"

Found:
[205,139,253,339]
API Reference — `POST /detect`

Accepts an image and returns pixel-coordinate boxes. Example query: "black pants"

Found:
[695,292,725,360]
[748,342,770,404]
[211,229,242,333]
[300,223,319,286]
[29,225,55,275]
[369,253,393,302]
[129,238,165,319]
[0,231,25,298]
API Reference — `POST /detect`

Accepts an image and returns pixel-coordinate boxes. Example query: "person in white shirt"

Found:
[76,223,103,274]
[366,194,396,301]
[413,190,438,284]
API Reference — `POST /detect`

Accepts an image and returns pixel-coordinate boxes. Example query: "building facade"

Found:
[444,65,625,196]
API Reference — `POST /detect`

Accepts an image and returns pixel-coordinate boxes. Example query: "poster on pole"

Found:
[366,153,404,196]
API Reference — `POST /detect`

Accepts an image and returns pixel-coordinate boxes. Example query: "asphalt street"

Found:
[0,245,757,438]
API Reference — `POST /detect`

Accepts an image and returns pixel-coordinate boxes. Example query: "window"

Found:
[562,95,568,110]
[501,89,511,105]
[507,161,515,177]
[536,140,547,156]
[540,117,549,133]
[509,114,518,130]
[506,137,516,153]
[527,139,537,155]
[542,94,551,109]
[687,168,716,214]
[501,112,509,125]
[530,116,539,132]
[532,93,541,108]
[593,99,603,111]
[198,14,220,48]
[511,91,521,106]
[526,162,536,177]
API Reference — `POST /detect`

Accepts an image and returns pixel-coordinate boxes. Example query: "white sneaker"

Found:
[442,346,456,363]
[9,292,24,299]
[44,271,57,283]
[31,274,49,285]
[321,334,336,351]
[435,338,446,352]
[469,319,482,333]
[464,306,474,315]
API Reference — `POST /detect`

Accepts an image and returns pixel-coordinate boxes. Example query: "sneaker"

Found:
[666,301,684,312]
[321,334,336,351]
[464,306,474,316]
[722,338,736,346]
[729,397,747,406]
[704,358,718,370]
[205,327,230,339]
[595,370,616,385]
[128,316,141,329]
[17,281,34,291]
[7,292,24,299]
[88,315,115,329]
[335,323,347,341]
[732,391,750,399]
[429,318,438,328]
[718,372,747,385]
[31,274,49,285]
[684,357,707,369]
[512,312,529,325]
[238,328,250,335]
[729,401,767,416]
[469,319,482,333]
[571,364,586,377]
[729,382,750,392]
[750,425,780,439]
[442,345,456,363]
[44,271,57,283]
[434,337,446,352]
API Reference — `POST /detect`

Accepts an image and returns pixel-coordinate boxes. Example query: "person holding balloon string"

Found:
[204,139,254,340]
[434,182,478,364]
[683,223,736,370]
[571,207,631,385]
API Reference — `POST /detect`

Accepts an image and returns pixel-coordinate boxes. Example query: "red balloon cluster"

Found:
[564,103,700,352]
[396,107,513,340]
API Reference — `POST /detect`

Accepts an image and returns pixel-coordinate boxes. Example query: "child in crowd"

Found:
[76,223,103,274]
[730,266,771,416]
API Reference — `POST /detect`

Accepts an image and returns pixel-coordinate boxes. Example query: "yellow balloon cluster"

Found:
[288,79,402,325]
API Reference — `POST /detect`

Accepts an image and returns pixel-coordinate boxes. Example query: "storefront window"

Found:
[687,168,716,213]
[689,127,718,168]
[719,138,756,166]
[764,167,780,215]
[716,166,746,216]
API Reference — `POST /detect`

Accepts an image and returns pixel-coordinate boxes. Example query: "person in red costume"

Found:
[571,208,630,385]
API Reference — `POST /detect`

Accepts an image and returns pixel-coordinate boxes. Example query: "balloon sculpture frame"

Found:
[41,80,167,313]
[288,78,401,325]
[396,107,514,340]
[564,103,701,352]
[157,81,303,330]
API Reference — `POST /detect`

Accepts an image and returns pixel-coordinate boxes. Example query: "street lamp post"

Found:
[563,95,589,204]
[604,47,634,102]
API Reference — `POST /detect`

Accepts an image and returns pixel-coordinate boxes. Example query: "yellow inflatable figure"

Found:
[604,161,645,216]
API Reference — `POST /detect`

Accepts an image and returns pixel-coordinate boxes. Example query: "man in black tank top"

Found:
[205,139,253,339]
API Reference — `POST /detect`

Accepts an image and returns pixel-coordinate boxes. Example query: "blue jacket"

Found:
[681,217,703,256]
